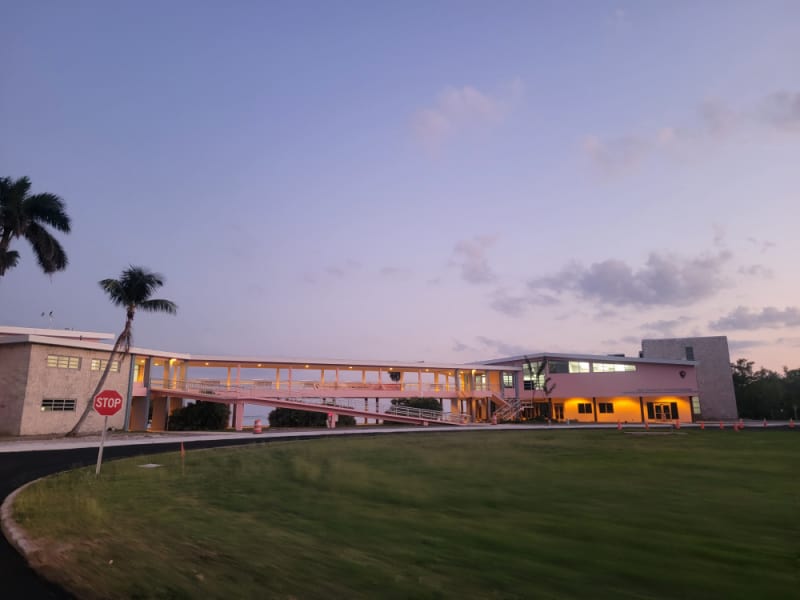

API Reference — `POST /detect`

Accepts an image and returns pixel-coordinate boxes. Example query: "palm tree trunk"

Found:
[66,322,130,437]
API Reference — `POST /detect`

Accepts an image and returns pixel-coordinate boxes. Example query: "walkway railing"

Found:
[154,380,474,425]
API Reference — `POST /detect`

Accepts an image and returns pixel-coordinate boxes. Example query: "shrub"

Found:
[168,401,230,431]
[391,397,442,411]
[268,408,356,428]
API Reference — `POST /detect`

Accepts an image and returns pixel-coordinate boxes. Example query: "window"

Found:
[46,354,81,370]
[691,396,701,415]
[577,403,593,414]
[41,399,76,411]
[549,360,590,374]
[91,359,120,372]
[502,373,514,388]
[598,402,614,414]
[685,346,695,361]
[523,362,545,390]
[592,362,636,373]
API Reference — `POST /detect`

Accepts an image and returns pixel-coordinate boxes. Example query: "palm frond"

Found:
[25,193,71,233]
[138,298,178,315]
[25,222,68,273]
[99,278,127,306]
[120,266,166,304]
[0,249,20,275]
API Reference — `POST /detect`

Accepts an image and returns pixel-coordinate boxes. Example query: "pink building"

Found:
[0,326,735,435]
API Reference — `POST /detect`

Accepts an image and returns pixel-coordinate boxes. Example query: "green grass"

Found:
[14,431,799,599]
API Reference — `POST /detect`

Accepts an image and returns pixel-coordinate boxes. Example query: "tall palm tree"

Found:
[67,266,177,437]
[0,176,71,277]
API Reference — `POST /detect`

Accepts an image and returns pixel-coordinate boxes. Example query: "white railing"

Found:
[155,380,473,424]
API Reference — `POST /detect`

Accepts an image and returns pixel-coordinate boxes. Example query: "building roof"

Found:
[0,325,114,341]
[478,351,696,367]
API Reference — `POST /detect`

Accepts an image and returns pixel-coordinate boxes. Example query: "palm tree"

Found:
[67,266,177,437]
[0,176,71,277]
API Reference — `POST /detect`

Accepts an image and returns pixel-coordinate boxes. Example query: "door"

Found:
[553,403,564,421]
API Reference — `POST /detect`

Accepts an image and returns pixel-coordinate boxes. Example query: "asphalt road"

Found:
[0,437,281,599]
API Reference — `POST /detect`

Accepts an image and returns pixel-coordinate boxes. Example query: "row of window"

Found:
[46,354,119,372]
[550,360,637,374]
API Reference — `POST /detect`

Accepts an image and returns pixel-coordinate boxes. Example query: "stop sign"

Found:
[94,389,124,416]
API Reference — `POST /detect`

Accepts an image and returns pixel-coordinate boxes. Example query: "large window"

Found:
[598,402,614,414]
[91,359,120,372]
[523,362,545,390]
[41,399,76,411]
[502,373,514,388]
[46,354,81,370]
[549,360,590,374]
[592,363,636,373]
[577,403,593,414]
[691,396,701,415]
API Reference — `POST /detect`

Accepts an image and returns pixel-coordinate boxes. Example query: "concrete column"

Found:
[320,369,325,386]
[361,370,366,385]
[335,368,340,388]
[226,367,231,389]
[418,370,422,397]
[399,371,405,391]
[233,403,244,431]
[275,368,281,390]
[236,365,241,386]
[592,397,598,422]
[288,367,293,392]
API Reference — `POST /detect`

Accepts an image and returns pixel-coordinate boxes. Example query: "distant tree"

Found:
[0,176,71,277]
[731,359,799,420]
[268,408,356,428]
[391,397,442,411]
[168,401,230,430]
[67,266,177,436]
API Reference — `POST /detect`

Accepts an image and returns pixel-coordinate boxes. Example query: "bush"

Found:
[268,408,356,428]
[391,397,442,411]
[168,401,230,431]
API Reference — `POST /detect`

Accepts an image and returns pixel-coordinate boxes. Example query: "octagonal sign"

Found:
[94,389,124,416]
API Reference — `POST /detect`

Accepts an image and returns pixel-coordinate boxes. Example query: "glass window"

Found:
[592,363,636,373]
[46,354,81,370]
[522,362,545,388]
[549,360,568,374]
[91,359,120,372]
[569,361,590,373]
[685,347,695,361]
[691,396,701,414]
[598,402,614,413]
[577,403,593,414]
[502,373,514,388]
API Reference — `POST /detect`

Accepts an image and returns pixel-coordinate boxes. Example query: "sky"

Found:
[2,1,799,370]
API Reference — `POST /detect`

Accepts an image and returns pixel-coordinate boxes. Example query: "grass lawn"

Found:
[13,430,798,599]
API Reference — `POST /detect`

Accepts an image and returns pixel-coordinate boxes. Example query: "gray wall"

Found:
[641,336,737,420]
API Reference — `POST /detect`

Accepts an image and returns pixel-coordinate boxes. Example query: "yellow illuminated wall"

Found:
[561,397,594,422]
[643,396,693,424]
[595,396,641,423]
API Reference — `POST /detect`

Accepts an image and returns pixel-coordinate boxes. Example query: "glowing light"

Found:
[305,364,309,368]
[204,362,209,366]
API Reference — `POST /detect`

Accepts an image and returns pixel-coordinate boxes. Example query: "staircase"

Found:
[493,396,522,421]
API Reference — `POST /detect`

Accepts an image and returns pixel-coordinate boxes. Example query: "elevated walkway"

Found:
[150,380,473,426]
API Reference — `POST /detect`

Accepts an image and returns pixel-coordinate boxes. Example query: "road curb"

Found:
[1,475,48,569]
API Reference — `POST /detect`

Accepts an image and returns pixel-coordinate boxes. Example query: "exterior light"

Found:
[257,363,262,367]
[204,362,209,366]
[348,366,353,369]
[305,364,309,368]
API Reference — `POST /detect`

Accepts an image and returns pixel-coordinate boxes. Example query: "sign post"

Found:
[94,389,124,476]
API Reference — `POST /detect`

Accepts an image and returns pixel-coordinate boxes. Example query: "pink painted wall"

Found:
[546,363,698,398]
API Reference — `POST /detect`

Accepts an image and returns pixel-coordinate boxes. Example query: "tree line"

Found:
[731,359,800,420]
